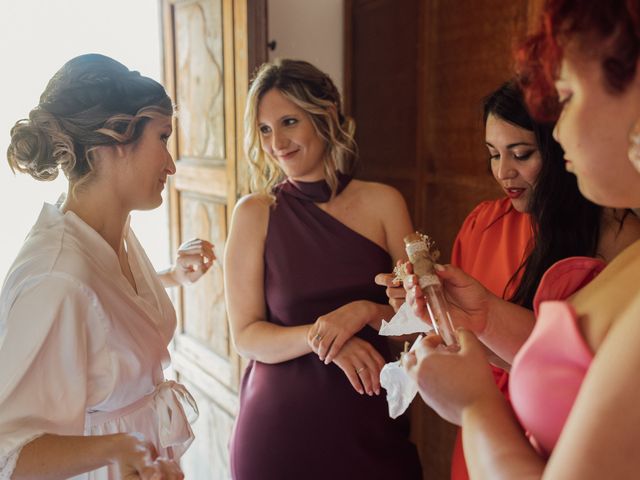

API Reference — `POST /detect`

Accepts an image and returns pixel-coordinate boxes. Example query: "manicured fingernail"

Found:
[435,263,445,271]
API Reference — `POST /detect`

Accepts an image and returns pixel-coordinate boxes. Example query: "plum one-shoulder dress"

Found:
[229,176,422,480]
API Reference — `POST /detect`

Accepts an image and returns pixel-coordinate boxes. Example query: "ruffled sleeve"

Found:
[532,257,606,316]
[0,274,100,479]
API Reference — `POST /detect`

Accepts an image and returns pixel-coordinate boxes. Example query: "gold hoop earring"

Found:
[628,118,640,173]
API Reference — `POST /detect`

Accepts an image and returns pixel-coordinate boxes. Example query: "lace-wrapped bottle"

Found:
[403,232,459,347]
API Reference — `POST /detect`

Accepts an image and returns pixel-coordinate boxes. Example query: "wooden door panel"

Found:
[162,0,249,477]
[178,378,235,480]
[419,0,531,261]
[174,164,228,197]
[174,0,226,161]
[348,0,420,222]
[163,0,266,476]
[179,195,230,359]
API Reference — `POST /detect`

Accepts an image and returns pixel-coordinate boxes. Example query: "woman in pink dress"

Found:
[404,0,640,478]
[378,80,640,479]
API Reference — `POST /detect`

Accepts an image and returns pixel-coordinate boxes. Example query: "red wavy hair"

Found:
[516,0,640,121]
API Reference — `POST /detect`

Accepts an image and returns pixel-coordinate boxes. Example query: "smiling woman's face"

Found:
[257,88,326,182]
[485,113,543,213]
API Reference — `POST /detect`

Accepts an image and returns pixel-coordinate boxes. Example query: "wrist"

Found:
[476,291,500,338]
[304,324,314,349]
[102,433,128,464]
[461,385,505,427]
[362,301,389,330]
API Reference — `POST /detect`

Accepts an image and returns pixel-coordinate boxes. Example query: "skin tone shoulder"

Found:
[224,87,413,397]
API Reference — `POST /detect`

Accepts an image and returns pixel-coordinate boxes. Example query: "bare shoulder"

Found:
[229,193,272,241]
[233,193,272,221]
[348,179,408,209]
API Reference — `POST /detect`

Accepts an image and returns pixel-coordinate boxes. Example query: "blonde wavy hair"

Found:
[244,59,358,199]
[7,54,173,197]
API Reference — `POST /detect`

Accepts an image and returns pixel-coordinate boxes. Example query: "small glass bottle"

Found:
[403,232,459,347]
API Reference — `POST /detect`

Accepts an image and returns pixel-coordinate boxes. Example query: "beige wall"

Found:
[267,0,344,95]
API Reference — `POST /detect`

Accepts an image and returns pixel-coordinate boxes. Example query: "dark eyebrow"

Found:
[485,141,536,149]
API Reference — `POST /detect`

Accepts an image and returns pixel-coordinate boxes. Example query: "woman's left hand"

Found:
[169,238,216,285]
[403,329,500,425]
[308,300,375,364]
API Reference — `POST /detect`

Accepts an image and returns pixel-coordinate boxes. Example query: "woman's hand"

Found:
[403,330,500,425]
[308,300,375,364]
[111,433,184,479]
[332,336,386,396]
[165,238,215,287]
[405,263,492,335]
[374,270,405,312]
[121,458,184,480]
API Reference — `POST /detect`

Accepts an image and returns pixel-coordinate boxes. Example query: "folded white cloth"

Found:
[379,335,423,419]
[379,302,433,336]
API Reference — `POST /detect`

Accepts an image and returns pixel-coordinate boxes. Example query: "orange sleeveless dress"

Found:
[450,198,532,480]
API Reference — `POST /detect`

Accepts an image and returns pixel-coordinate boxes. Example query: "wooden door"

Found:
[160,1,265,478]
[346,0,543,478]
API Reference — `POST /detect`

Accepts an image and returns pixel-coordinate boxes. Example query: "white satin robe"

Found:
[0,200,197,479]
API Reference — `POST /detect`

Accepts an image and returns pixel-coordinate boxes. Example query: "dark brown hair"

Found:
[7,53,173,192]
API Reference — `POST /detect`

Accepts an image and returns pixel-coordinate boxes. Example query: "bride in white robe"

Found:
[0,54,215,480]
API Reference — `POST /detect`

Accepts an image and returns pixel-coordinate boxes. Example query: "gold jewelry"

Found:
[629,118,640,172]
[314,334,322,342]
[356,366,367,374]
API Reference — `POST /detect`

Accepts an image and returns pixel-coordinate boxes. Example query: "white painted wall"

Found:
[267,0,345,96]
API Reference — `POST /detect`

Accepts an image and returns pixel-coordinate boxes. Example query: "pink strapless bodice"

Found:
[510,257,606,457]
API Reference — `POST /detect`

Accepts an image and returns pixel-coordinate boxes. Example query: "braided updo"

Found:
[244,59,357,198]
[7,53,173,190]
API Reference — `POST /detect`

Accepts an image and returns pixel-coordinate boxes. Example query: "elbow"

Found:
[231,333,284,365]
[231,333,255,361]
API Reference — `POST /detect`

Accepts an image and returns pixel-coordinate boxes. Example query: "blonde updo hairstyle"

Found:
[7,53,173,196]
[244,59,357,198]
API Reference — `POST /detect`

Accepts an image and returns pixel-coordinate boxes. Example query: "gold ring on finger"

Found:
[356,366,366,374]
[315,334,322,342]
